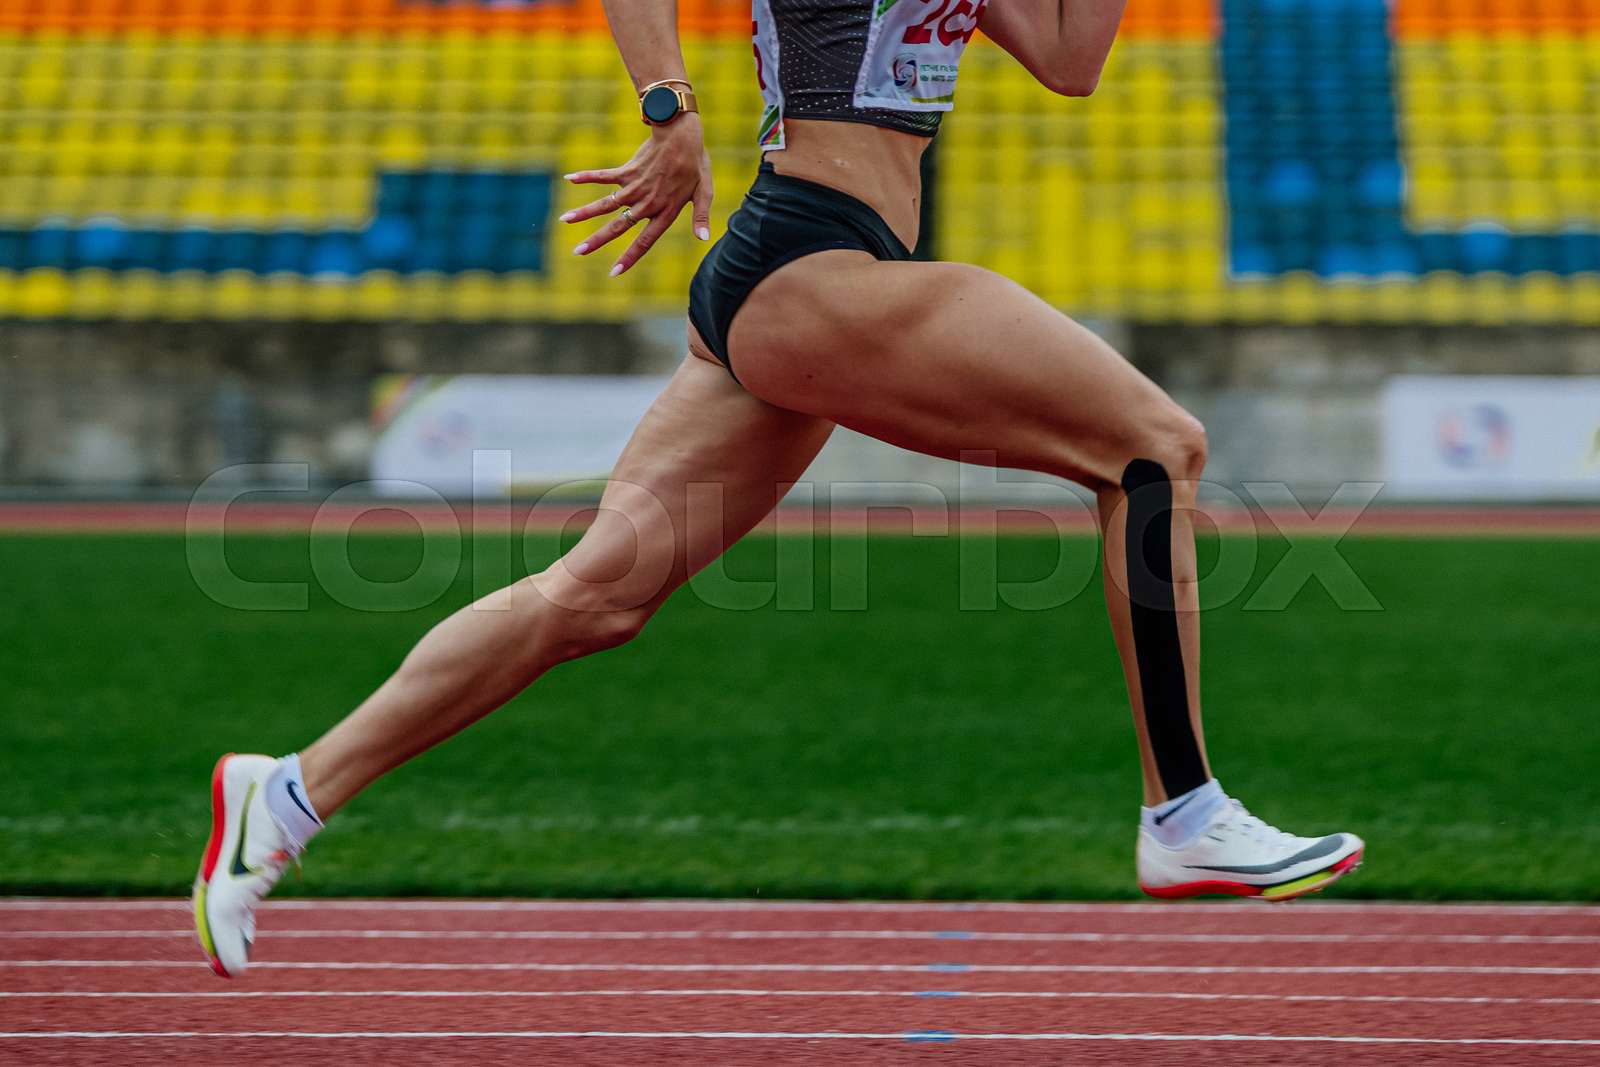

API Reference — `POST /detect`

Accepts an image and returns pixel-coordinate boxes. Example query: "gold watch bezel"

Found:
[639,80,698,126]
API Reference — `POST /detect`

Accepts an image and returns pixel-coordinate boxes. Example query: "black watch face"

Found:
[642,86,680,124]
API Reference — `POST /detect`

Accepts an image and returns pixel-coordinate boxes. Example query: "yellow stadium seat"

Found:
[0,2,1592,323]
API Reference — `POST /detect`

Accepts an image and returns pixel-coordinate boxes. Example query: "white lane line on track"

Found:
[8,989,1600,1007]
[9,928,1600,945]
[4,1030,1600,1046]
[11,960,1600,975]
[2,899,1598,916]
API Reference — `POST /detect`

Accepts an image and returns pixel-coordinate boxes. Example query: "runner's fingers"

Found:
[560,191,630,225]
[572,209,643,257]
[611,208,681,277]
[690,179,713,242]
[563,167,628,186]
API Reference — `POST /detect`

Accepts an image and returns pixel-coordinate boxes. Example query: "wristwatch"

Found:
[639,79,698,126]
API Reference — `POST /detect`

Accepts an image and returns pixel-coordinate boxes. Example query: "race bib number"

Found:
[854,0,987,112]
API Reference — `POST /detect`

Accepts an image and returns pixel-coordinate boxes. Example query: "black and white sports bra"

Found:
[751,0,989,149]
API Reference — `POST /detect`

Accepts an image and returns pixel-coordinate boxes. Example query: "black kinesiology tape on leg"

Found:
[1121,458,1207,797]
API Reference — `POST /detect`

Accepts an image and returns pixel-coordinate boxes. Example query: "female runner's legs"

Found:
[303,257,1204,816]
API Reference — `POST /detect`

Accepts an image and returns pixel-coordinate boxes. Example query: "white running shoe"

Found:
[192,753,299,978]
[1138,798,1364,902]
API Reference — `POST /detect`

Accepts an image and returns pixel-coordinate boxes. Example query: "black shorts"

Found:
[688,160,912,382]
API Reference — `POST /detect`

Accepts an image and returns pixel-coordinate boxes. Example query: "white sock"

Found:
[1141,778,1226,849]
[264,753,324,850]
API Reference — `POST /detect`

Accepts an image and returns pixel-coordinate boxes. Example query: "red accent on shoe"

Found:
[1329,848,1364,875]
[198,754,234,883]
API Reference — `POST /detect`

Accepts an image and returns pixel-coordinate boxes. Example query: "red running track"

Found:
[3,500,1599,538]
[3,900,1600,1065]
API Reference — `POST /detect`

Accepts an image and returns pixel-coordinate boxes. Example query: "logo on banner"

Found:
[420,410,473,459]
[1435,404,1511,469]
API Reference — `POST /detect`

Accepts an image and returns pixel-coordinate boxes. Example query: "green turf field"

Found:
[2,527,1597,900]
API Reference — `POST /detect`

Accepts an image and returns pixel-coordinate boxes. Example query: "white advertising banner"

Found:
[1381,375,1600,500]
[369,374,671,496]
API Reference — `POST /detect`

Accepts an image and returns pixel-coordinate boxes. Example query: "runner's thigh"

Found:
[552,354,834,610]
[727,251,1201,489]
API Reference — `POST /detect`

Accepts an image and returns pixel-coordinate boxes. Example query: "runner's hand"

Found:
[562,114,713,277]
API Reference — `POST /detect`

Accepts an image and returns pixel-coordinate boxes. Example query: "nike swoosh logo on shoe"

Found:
[1184,834,1346,875]
[287,780,321,825]
[228,782,261,878]
[1153,792,1197,826]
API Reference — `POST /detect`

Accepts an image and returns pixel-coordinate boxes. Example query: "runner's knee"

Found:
[528,568,661,662]
[1130,406,1208,490]
[567,601,654,659]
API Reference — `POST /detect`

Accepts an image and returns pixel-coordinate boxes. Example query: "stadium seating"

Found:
[0,0,1595,322]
